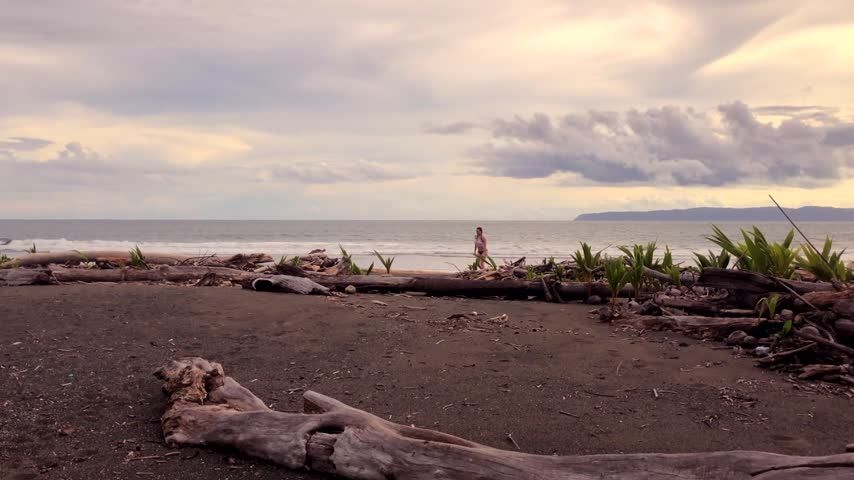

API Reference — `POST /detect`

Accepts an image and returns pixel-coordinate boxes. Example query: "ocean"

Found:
[1,220,853,271]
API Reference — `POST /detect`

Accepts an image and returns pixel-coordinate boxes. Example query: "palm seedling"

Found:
[796,236,849,282]
[25,242,37,254]
[693,249,731,271]
[666,265,682,287]
[373,250,396,274]
[604,257,629,305]
[571,242,603,295]
[554,264,566,282]
[129,245,148,268]
[708,225,799,278]
[619,242,658,297]
[618,241,660,272]
[755,294,780,320]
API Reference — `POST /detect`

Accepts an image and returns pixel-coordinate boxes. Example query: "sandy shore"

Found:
[1,283,852,479]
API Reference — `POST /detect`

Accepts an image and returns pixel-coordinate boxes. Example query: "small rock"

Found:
[754,346,771,357]
[597,306,613,322]
[740,335,758,347]
[800,325,820,338]
[780,309,794,322]
[691,286,707,295]
[344,285,357,295]
[639,300,662,316]
[726,330,748,346]
[587,295,602,305]
[668,288,682,297]
[627,300,641,312]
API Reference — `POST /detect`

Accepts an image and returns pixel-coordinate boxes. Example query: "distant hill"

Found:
[574,206,854,222]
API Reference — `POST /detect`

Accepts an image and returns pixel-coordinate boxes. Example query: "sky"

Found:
[1,0,854,220]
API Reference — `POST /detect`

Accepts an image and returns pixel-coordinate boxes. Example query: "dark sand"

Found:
[1,284,852,479]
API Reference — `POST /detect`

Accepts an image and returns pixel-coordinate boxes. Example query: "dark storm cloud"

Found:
[474,102,854,186]
[423,121,477,135]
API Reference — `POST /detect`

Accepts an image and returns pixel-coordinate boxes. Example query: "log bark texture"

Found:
[154,357,854,480]
[1,265,628,301]
[800,289,854,317]
[303,274,632,299]
[50,265,260,284]
[0,268,54,286]
[0,250,272,269]
[618,315,763,336]
[251,275,331,295]
[698,268,834,295]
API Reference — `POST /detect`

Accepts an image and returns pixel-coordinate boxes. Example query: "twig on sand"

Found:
[616,360,624,376]
[559,410,580,419]
[653,388,659,399]
[506,433,521,450]
[584,390,616,398]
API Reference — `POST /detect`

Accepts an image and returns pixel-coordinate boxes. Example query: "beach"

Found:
[2,283,852,479]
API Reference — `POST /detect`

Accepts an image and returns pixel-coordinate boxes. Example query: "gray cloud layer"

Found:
[423,121,477,135]
[272,159,414,184]
[474,102,854,186]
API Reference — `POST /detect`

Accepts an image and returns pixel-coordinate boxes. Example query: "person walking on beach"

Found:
[474,226,488,268]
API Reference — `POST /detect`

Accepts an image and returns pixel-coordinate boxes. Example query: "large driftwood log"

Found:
[0,268,54,286]
[154,357,854,480]
[653,294,752,316]
[50,265,259,284]
[800,289,854,317]
[618,315,763,336]
[698,268,834,295]
[5,266,632,301]
[0,250,272,269]
[301,274,633,300]
[251,275,331,295]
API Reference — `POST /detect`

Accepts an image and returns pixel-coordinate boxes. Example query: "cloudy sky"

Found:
[2,0,854,219]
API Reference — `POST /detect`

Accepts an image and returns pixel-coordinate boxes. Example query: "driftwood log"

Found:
[698,268,834,295]
[251,275,331,295]
[48,265,260,284]
[799,289,854,317]
[0,250,272,269]
[618,315,764,336]
[653,294,754,317]
[154,357,854,480]
[4,265,635,300]
[0,268,54,286]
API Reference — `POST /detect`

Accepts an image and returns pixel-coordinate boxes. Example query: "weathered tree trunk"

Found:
[6,265,631,301]
[251,275,331,295]
[291,275,633,300]
[154,357,854,480]
[799,289,854,317]
[653,294,748,316]
[0,268,54,286]
[618,315,764,336]
[698,268,834,295]
[50,265,259,284]
[0,250,272,269]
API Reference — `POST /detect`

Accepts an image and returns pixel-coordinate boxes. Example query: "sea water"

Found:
[1,220,853,271]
